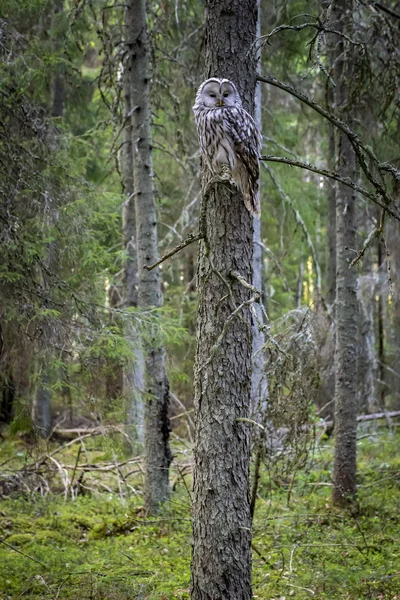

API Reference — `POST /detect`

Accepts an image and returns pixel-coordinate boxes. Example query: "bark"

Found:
[105,284,124,405]
[121,53,144,447]
[251,217,268,417]
[356,200,377,414]
[327,123,336,309]
[191,1,258,598]
[51,0,65,118]
[377,238,386,408]
[389,219,400,408]
[323,2,337,416]
[295,261,304,308]
[32,372,51,438]
[251,0,268,419]
[121,69,138,309]
[331,0,358,505]
[357,275,377,413]
[125,0,171,514]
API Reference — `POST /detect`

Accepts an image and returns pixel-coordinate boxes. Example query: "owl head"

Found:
[194,78,242,109]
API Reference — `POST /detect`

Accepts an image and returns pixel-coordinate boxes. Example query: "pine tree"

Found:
[191,1,258,597]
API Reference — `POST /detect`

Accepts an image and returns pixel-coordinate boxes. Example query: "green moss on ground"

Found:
[0,431,399,599]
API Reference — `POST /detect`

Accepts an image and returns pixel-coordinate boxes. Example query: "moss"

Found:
[4,532,34,545]
[0,431,399,599]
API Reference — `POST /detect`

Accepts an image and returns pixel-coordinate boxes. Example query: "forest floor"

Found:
[0,428,399,599]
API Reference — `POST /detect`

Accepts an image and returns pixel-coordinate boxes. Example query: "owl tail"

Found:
[233,163,260,218]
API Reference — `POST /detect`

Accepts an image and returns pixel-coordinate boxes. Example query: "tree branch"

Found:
[258,73,400,217]
[143,232,203,271]
[260,154,400,221]
[258,21,363,49]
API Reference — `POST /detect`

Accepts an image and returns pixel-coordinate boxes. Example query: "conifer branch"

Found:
[143,232,203,271]
[258,74,400,220]
[260,154,400,221]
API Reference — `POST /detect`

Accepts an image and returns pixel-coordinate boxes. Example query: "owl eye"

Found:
[223,92,230,97]
[209,93,216,98]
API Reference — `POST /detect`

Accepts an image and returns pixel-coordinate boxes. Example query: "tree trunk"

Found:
[32,371,51,438]
[51,0,65,118]
[389,219,400,408]
[357,274,377,413]
[331,0,358,505]
[121,44,144,447]
[125,0,171,514]
[327,124,336,310]
[377,237,386,408]
[356,202,377,414]
[251,0,268,419]
[191,1,258,598]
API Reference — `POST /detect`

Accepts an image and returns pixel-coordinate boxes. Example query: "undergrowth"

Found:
[0,430,399,599]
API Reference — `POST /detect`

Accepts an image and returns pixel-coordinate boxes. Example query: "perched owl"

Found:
[193,77,261,217]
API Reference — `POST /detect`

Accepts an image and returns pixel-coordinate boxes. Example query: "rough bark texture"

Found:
[125,0,171,514]
[331,0,358,505]
[191,1,258,598]
[121,45,144,447]
[121,70,138,310]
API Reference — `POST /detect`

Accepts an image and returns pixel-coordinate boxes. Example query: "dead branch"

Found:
[258,74,400,219]
[260,154,400,220]
[0,538,46,568]
[143,232,203,271]
[258,21,363,49]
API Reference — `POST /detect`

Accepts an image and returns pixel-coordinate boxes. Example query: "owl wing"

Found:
[224,107,261,217]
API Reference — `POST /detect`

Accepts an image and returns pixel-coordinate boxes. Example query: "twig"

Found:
[251,542,272,566]
[236,417,265,431]
[289,543,299,572]
[381,233,393,295]
[371,1,400,20]
[46,426,123,459]
[230,270,261,297]
[0,538,46,568]
[113,450,124,500]
[170,408,195,421]
[68,443,82,499]
[47,456,70,499]
[143,232,203,271]
[258,74,400,218]
[199,294,258,372]
[258,21,363,49]
[175,464,192,501]
[250,428,266,522]
[260,155,400,220]
[349,224,382,269]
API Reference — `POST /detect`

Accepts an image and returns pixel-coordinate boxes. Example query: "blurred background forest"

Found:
[1,0,400,598]
[2,0,400,439]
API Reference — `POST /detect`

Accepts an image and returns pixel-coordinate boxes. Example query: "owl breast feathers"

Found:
[192,77,261,218]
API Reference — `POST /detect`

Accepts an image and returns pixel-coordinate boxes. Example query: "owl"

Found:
[193,77,261,217]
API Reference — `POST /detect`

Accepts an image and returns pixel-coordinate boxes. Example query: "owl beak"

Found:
[218,99,223,107]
